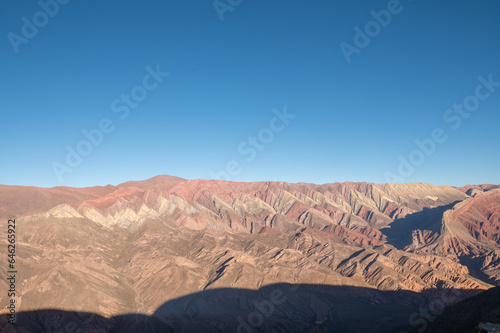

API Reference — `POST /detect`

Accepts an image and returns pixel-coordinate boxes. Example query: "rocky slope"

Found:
[412,188,500,284]
[0,176,498,332]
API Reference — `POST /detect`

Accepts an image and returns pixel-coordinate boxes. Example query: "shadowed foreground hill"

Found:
[0,285,485,333]
[407,286,500,333]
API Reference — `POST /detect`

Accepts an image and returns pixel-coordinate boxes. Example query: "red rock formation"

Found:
[0,175,497,331]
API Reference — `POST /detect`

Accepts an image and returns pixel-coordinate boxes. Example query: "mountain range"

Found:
[1,176,499,332]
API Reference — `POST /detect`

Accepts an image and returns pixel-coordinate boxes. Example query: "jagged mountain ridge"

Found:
[0,176,499,332]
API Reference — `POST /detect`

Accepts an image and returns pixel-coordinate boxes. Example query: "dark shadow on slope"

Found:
[0,284,490,333]
[459,254,500,286]
[406,286,500,333]
[381,202,459,250]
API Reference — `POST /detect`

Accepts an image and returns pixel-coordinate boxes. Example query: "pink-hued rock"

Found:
[0,175,498,329]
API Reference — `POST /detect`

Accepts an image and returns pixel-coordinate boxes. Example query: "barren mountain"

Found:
[0,176,498,332]
[413,188,500,285]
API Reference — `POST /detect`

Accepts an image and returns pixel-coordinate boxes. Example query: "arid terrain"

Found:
[0,176,499,332]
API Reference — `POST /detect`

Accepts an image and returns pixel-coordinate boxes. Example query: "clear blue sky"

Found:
[1,0,499,188]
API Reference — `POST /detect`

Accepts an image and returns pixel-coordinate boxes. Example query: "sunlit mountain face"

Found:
[1,176,499,332]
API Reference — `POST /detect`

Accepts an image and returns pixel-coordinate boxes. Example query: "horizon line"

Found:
[1,174,497,190]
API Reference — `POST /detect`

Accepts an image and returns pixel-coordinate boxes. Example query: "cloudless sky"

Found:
[1,0,499,188]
